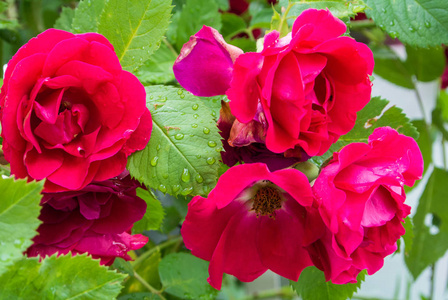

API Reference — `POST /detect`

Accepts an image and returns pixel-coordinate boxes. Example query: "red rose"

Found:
[308,127,423,283]
[227,9,374,156]
[181,163,316,289]
[26,173,148,265]
[0,29,152,192]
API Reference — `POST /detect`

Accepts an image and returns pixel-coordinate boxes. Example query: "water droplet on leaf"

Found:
[181,168,191,182]
[206,157,216,165]
[203,127,210,134]
[175,133,184,140]
[191,123,198,128]
[208,141,217,147]
[181,187,193,196]
[192,104,199,110]
[425,21,431,28]
[158,184,167,193]
[195,174,203,183]
[150,156,159,166]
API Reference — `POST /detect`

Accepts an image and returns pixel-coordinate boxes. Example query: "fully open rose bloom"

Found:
[0,29,152,192]
[26,173,148,265]
[181,163,319,290]
[308,127,423,283]
[227,9,373,156]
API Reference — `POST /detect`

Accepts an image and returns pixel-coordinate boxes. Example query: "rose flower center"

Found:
[250,185,283,219]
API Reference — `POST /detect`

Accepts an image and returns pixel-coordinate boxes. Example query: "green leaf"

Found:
[291,266,366,300]
[250,8,274,29]
[159,253,217,299]
[438,90,448,122]
[372,46,415,89]
[53,6,75,32]
[133,188,165,233]
[134,42,177,86]
[175,0,222,50]
[0,255,126,299]
[402,217,414,257]
[412,120,434,178]
[98,0,173,72]
[313,97,419,165]
[0,177,43,275]
[405,168,448,279]
[71,0,107,33]
[228,37,256,52]
[405,45,446,82]
[214,0,229,11]
[364,0,448,47]
[127,86,221,196]
[281,0,367,23]
[221,13,246,40]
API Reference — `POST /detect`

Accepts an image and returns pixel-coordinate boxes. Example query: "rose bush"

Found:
[227,8,374,156]
[0,29,152,192]
[173,25,243,97]
[181,163,318,290]
[308,127,423,283]
[26,172,148,265]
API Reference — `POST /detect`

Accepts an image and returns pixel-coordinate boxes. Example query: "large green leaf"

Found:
[158,253,217,299]
[405,168,448,279]
[54,6,75,32]
[0,255,126,299]
[313,97,419,165]
[98,0,173,72]
[175,0,222,50]
[122,250,162,294]
[291,266,366,300]
[404,45,446,82]
[132,188,165,233]
[365,0,448,47]
[0,177,43,275]
[127,86,221,196]
[71,0,107,33]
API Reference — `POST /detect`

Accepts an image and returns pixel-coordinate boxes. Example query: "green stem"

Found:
[349,20,377,30]
[241,286,296,300]
[133,236,182,269]
[134,271,166,300]
[163,37,179,57]
[278,2,294,34]
[442,137,447,170]
[414,81,429,126]
[429,263,435,300]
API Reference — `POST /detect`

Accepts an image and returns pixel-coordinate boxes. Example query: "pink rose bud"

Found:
[181,163,317,289]
[308,127,423,283]
[173,25,243,97]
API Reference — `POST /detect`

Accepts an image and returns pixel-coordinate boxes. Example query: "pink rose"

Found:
[308,127,423,283]
[26,173,148,265]
[227,9,374,156]
[0,29,152,192]
[181,163,317,289]
[173,25,243,97]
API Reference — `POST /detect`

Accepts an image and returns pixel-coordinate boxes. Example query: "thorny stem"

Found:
[133,236,183,269]
[134,271,166,300]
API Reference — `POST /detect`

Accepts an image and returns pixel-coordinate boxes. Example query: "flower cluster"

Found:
[0,29,151,263]
[174,8,423,290]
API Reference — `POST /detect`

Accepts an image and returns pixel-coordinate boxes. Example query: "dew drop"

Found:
[162,174,168,179]
[215,146,223,152]
[203,127,210,134]
[161,97,167,102]
[381,8,386,13]
[150,95,154,100]
[172,185,181,193]
[180,94,185,99]
[177,89,183,95]
[156,144,161,151]
[192,104,199,110]
[409,26,415,32]
[425,21,431,28]
[389,20,394,26]
[174,133,184,140]
[193,114,199,119]
[191,123,198,128]
[158,184,167,193]
[181,187,193,196]
[389,31,399,39]
[196,154,202,159]
[195,174,204,183]
[211,111,216,117]
[181,168,191,182]
[208,141,217,147]
[150,156,159,166]
[206,157,216,165]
